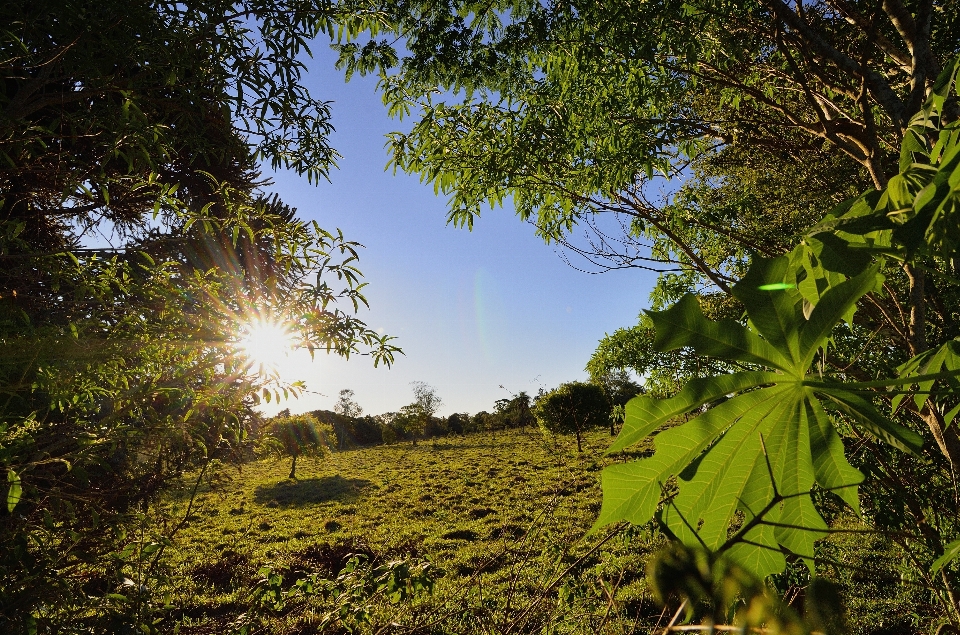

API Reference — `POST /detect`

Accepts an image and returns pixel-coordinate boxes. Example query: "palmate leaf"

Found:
[597,256,922,578]
[893,340,960,428]
[806,57,960,262]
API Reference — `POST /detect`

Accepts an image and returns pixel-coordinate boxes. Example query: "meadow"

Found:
[159,429,666,634]
[152,426,932,635]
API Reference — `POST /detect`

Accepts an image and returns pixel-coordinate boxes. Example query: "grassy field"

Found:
[152,426,931,635]
[159,428,666,634]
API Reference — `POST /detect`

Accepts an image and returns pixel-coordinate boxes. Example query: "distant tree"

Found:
[465,411,484,434]
[331,389,364,448]
[591,370,643,435]
[335,389,363,418]
[534,382,610,452]
[424,415,447,438]
[404,381,442,446]
[264,413,333,479]
[470,411,496,437]
[377,412,400,444]
[446,413,469,435]
[495,391,536,431]
[352,415,385,446]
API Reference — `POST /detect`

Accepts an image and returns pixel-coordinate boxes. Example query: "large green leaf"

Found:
[609,371,780,453]
[649,293,793,372]
[597,255,914,578]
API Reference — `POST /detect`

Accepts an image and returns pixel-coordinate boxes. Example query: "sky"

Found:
[257,50,659,418]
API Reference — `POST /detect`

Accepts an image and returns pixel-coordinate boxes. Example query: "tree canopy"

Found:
[533,382,610,452]
[331,1,960,627]
[1,1,398,630]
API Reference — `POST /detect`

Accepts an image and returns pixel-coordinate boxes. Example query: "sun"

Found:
[236,319,297,376]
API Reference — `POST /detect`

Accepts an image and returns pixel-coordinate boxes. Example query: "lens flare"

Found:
[236,319,296,374]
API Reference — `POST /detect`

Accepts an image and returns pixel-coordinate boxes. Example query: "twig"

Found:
[661,600,687,634]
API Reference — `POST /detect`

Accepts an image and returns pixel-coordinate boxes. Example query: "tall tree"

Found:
[0,1,398,631]
[406,381,442,445]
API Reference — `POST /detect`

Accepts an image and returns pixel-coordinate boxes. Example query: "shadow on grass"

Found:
[254,475,373,507]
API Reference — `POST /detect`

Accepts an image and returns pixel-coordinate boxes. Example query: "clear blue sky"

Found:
[259,50,658,418]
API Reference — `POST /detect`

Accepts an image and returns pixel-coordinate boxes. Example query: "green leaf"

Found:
[648,294,793,372]
[598,254,897,577]
[609,371,779,453]
[7,469,22,513]
[798,264,883,364]
[596,386,785,532]
[818,389,924,455]
[932,539,960,575]
[732,255,804,365]
[807,397,863,513]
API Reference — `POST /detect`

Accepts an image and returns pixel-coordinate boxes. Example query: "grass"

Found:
[159,428,666,634]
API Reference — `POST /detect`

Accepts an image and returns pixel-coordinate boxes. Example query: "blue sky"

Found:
[259,51,658,417]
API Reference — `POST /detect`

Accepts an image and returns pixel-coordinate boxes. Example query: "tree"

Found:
[445,413,469,435]
[533,382,610,452]
[590,370,642,435]
[332,389,364,448]
[495,391,536,431]
[470,411,494,436]
[264,414,333,479]
[335,389,364,419]
[0,1,399,631]
[403,381,442,446]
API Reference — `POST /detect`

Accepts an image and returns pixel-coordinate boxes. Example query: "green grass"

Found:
[160,428,665,634]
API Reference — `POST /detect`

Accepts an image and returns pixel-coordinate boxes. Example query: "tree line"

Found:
[271,374,641,453]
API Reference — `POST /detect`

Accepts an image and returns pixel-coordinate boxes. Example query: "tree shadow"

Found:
[254,475,373,507]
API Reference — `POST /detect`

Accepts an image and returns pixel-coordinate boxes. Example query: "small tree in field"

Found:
[264,413,333,479]
[405,381,442,446]
[533,382,610,452]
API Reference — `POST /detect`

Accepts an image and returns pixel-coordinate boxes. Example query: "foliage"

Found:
[331,0,954,285]
[534,382,611,453]
[596,256,923,578]
[399,381,443,445]
[335,389,364,419]
[494,391,536,430]
[0,1,400,631]
[593,59,960,633]
[232,555,435,635]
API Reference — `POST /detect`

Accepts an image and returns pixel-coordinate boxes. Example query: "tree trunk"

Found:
[289,454,298,480]
[904,263,960,472]
[576,429,583,453]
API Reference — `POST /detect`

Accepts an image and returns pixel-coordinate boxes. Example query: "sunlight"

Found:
[236,319,297,376]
